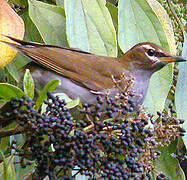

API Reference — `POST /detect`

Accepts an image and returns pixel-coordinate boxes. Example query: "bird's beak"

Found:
[160,55,186,63]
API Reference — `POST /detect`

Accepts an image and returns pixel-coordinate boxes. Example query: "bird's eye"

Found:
[147,49,155,56]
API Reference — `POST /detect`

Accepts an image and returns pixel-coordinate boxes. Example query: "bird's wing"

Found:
[2,37,123,91]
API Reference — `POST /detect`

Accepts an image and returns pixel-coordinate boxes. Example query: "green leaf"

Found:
[0,99,6,109]
[56,0,64,8]
[145,0,176,54]
[0,83,24,101]
[0,151,8,180]
[42,135,49,140]
[53,93,72,103]
[65,98,80,109]
[6,63,20,83]
[144,65,173,114]
[0,153,16,180]
[41,92,73,113]
[0,69,7,83]
[23,69,34,99]
[106,2,118,33]
[64,0,117,56]
[49,144,55,152]
[28,0,68,46]
[10,10,43,74]
[175,34,187,147]
[16,161,35,180]
[0,122,17,152]
[154,146,185,180]
[118,0,170,51]
[10,0,28,7]
[21,11,43,43]
[35,79,60,110]
[118,0,175,114]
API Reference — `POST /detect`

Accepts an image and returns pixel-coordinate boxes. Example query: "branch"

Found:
[0,126,24,138]
[166,0,184,38]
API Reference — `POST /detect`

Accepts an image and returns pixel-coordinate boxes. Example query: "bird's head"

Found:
[120,42,186,73]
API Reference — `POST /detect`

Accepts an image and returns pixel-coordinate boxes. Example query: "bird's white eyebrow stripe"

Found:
[143,45,168,57]
[142,44,155,50]
[142,45,165,54]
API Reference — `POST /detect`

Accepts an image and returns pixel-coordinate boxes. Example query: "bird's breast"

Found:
[129,71,151,105]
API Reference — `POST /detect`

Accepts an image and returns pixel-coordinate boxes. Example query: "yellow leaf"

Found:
[0,0,25,69]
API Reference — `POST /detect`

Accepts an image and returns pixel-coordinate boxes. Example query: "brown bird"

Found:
[1,36,186,107]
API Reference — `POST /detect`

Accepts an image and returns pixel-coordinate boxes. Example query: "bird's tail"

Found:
[0,35,43,51]
[0,36,22,51]
[0,35,50,64]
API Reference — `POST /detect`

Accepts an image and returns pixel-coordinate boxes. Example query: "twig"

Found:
[0,117,15,126]
[0,126,24,138]
[166,0,184,38]
[84,121,94,132]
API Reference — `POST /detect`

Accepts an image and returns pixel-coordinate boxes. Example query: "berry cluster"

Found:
[9,93,99,179]
[7,88,185,179]
[153,105,186,146]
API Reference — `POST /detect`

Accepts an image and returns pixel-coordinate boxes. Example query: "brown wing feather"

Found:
[1,37,124,90]
[20,46,122,90]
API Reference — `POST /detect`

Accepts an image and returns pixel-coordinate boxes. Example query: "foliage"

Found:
[0,0,24,69]
[0,0,186,179]
[176,33,187,147]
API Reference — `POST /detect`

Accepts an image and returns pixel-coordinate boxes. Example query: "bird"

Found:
[1,36,186,108]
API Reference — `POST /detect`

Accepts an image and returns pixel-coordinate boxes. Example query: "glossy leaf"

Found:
[53,93,72,103]
[41,93,74,113]
[10,0,28,6]
[5,10,43,83]
[5,63,20,83]
[64,0,117,56]
[154,146,185,180]
[28,0,68,46]
[21,11,43,43]
[10,135,35,180]
[144,65,173,113]
[23,69,35,99]
[56,0,64,7]
[0,151,8,180]
[13,11,43,71]
[106,2,118,33]
[146,0,176,54]
[0,122,17,152]
[0,83,24,101]
[65,98,80,109]
[35,79,60,110]
[0,99,6,109]
[0,0,24,69]
[118,0,170,51]
[0,153,16,180]
[175,34,187,147]
[16,161,35,180]
[118,0,175,114]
